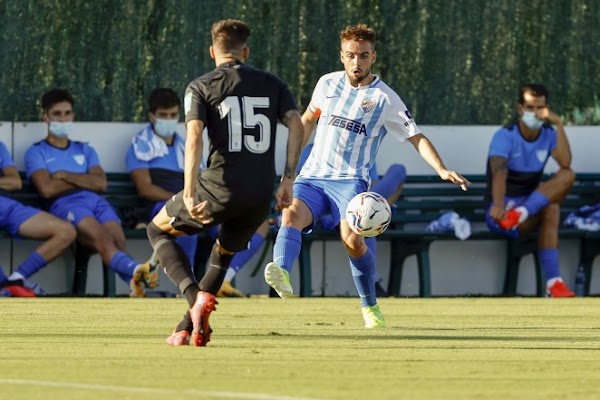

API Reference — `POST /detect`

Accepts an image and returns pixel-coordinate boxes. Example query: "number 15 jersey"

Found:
[184,60,298,205]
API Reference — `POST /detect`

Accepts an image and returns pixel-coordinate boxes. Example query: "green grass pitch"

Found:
[1,297,599,400]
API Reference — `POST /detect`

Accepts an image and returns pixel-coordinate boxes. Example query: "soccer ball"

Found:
[345,191,392,237]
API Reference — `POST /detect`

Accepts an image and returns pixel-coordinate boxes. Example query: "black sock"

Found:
[175,311,193,333]
[147,222,198,305]
[199,243,234,295]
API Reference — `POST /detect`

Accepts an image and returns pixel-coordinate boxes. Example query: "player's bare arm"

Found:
[54,165,108,193]
[540,109,572,168]
[183,119,211,224]
[408,133,470,191]
[300,106,320,148]
[130,168,174,202]
[489,155,508,221]
[276,109,303,210]
[0,166,22,191]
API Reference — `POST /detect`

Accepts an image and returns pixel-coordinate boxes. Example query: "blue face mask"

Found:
[49,121,74,138]
[153,118,178,138]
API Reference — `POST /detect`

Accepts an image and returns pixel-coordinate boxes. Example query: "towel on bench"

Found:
[425,211,472,240]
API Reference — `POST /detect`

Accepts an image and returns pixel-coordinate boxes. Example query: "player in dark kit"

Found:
[146,19,304,346]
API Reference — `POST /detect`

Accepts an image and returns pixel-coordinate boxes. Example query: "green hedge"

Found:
[1,0,598,124]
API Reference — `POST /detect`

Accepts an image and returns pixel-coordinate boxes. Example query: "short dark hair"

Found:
[340,23,376,47]
[41,88,74,111]
[519,83,549,104]
[211,19,251,52]
[148,88,180,113]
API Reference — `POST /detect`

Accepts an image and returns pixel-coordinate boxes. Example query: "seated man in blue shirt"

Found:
[0,140,76,296]
[25,88,153,297]
[127,88,269,297]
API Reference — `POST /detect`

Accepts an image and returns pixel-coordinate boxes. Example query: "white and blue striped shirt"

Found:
[299,71,419,183]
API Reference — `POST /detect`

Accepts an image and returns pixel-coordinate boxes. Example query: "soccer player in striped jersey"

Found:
[264,23,469,328]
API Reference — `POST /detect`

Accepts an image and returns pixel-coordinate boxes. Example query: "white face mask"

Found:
[521,111,544,130]
[49,121,74,138]
[153,118,178,138]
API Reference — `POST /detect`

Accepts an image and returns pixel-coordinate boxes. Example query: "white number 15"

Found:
[221,96,271,153]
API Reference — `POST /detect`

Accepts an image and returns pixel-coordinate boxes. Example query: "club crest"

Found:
[73,154,85,165]
[361,99,376,113]
[536,150,548,163]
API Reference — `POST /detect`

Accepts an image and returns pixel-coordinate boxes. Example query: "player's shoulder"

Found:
[371,77,404,102]
[317,71,345,85]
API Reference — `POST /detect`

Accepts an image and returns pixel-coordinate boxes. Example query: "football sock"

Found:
[147,222,197,300]
[199,243,234,295]
[349,249,376,307]
[0,267,7,284]
[539,248,561,282]
[175,312,193,333]
[228,233,266,275]
[12,251,46,281]
[176,233,198,268]
[273,226,302,273]
[109,251,138,283]
[364,236,381,282]
[372,164,407,199]
[521,191,550,219]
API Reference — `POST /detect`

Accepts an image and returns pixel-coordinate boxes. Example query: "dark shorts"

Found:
[165,189,270,252]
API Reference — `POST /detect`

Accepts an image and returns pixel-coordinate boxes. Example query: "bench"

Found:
[295,173,600,297]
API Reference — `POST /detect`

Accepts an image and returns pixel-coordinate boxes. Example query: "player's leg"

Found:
[500,167,575,228]
[372,163,406,205]
[339,220,384,328]
[265,188,317,299]
[537,203,575,297]
[218,220,270,297]
[3,207,74,286]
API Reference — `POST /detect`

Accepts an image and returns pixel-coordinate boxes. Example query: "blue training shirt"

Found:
[25,140,101,177]
[485,123,557,200]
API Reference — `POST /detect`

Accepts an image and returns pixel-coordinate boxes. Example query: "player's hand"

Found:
[275,177,293,210]
[489,205,506,222]
[537,107,561,125]
[184,196,213,225]
[439,169,471,191]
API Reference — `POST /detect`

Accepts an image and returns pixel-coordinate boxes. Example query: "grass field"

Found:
[1,297,599,400]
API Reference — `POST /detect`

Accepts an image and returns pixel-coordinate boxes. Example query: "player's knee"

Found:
[147,221,168,246]
[341,232,366,255]
[559,167,576,187]
[541,203,560,224]
[386,164,407,185]
[57,222,77,246]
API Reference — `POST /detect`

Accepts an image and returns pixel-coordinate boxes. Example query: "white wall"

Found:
[3,123,599,296]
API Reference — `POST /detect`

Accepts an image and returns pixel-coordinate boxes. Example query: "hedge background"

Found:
[1,0,598,124]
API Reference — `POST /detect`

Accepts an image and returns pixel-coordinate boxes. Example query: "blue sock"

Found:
[109,251,138,283]
[522,191,550,217]
[349,249,376,307]
[365,237,380,282]
[176,234,198,267]
[14,251,47,280]
[372,164,406,199]
[273,226,302,273]
[539,248,560,282]
[230,233,266,274]
[0,267,7,284]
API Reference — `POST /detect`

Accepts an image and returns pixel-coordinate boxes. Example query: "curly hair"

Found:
[340,23,376,47]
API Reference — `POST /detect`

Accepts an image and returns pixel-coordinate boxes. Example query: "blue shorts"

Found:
[0,196,40,236]
[50,191,120,227]
[485,195,528,239]
[294,177,368,233]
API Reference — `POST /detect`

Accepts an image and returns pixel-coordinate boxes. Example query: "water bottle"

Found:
[574,263,586,297]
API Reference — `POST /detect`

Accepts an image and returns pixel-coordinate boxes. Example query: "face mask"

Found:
[49,121,73,138]
[153,118,178,138]
[521,111,544,130]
